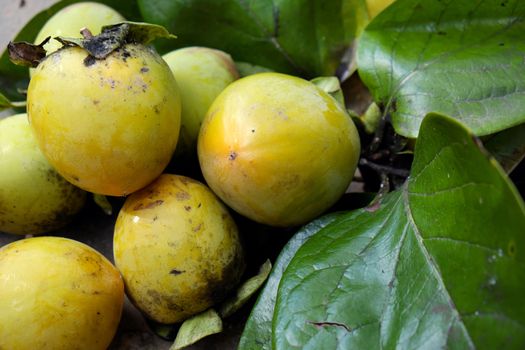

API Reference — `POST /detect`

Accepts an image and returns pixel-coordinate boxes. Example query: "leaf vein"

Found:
[403,184,476,348]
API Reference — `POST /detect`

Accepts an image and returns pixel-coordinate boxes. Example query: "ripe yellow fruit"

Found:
[198,72,361,227]
[0,237,124,350]
[162,47,239,155]
[28,44,181,196]
[0,114,86,235]
[113,174,245,324]
[34,2,125,54]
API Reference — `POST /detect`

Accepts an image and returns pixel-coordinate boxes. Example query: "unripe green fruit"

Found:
[34,2,125,54]
[162,47,239,155]
[0,114,86,235]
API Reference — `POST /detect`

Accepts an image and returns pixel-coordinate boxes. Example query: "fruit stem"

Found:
[80,27,94,39]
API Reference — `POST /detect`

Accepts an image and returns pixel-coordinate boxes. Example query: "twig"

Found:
[359,158,410,178]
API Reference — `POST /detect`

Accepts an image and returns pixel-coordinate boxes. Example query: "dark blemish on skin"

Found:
[153,216,158,221]
[203,247,245,305]
[93,100,100,105]
[499,43,505,46]
[251,129,255,133]
[133,199,164,210]
[84,55,96,67]
[121,49,131,62]
[140,67,149,73]
[437,31,447,36]
[184,206,192,211]
[170,269,185,275]
[197,203,202,208]
[192,223,202,232]
[228,151,237,160]
[71,175,80,182]
[176,192,190,201]
[154,105,160,114]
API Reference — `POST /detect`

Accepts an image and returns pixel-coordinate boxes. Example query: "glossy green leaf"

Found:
[238,213,345,350]
[484,123,525,174]
[357,0,525,137]
[138,0,369,78]
[171,309,222,350]
[273,113,525,349]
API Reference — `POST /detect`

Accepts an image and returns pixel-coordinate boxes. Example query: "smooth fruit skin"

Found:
[198,72,361,227]
[0,114,86,235]
[28,44,181,196]
[34,2,125,54]
[162,47,239,155]
[0,237,124,350]
[113,174,245,324]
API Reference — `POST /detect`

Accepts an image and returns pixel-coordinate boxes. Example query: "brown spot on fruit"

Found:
[228,151,237,160]
[133,200,164,210]
[176,192,190,201]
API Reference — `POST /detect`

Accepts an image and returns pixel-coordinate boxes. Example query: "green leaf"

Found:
[273,113,525,349]
[357,0,525,137]
[358,101,382,134]
[235,62,273,78]
[92,194,112,216]
[0,92,25,111]
[171,309,223,350]
[219,259,272,318]
[483,123,525,174]
[238,213,345,350]
[138,0,369,78]
[310,77,346,108]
